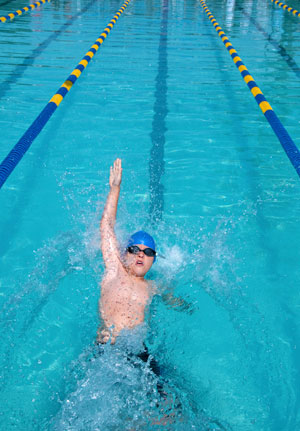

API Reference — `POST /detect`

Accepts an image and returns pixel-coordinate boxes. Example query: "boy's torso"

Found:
[99,267,154,341]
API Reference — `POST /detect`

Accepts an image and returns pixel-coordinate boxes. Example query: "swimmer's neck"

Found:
[124,265,147,280]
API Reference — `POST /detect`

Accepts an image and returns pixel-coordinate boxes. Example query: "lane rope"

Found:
[0,0,132,189]
[0,0,50,23]
[199,0,300,178]
[271,0,300,18]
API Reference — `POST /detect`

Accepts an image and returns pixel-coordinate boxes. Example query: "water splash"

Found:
[51,328,229,431]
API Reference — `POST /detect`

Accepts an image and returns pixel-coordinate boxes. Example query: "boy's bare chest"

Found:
[102,275,150,306]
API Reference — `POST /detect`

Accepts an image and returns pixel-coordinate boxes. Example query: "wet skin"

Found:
[99,244,155,343]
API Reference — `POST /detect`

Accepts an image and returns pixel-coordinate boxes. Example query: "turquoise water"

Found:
[1,0,300,429]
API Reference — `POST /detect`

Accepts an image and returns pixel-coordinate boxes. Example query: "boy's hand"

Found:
[109,158,122,188]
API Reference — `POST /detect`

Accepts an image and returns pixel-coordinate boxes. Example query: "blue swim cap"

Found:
[127,231,156,262]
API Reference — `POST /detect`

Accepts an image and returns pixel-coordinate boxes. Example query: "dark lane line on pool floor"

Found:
[149,0,169,226]
[200,5,290,429]
[0,0,98,103]
[0,0,15,7]
[238,6,300,80]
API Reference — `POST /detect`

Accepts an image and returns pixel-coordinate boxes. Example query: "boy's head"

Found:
[125,231,156,277]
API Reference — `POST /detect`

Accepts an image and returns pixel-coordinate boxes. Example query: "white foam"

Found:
[156,244,185,276]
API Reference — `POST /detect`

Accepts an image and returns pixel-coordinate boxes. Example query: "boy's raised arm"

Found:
[100,158,123,271]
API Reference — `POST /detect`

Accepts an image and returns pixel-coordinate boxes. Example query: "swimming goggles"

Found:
[127,245,156,257]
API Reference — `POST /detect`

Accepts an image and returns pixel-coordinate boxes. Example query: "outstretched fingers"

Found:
[109,158,122,187]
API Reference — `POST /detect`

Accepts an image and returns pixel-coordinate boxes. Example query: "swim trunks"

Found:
[135,345,166,398]
[96,342,166,398]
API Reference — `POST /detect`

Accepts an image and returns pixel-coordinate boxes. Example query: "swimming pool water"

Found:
[1,0,300,429]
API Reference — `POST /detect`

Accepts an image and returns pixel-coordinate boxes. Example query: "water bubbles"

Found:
[157,244,185,276]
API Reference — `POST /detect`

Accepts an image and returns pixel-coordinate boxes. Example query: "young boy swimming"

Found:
[98,158,158,344]
[97,159,194,423]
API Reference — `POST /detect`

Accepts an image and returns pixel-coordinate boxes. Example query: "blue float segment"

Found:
[247,81,257,90]
[235,61,243,68]
[254,93,266,104]
[67,74,77,84]
[56,87,68,97]
[241,70,250,78]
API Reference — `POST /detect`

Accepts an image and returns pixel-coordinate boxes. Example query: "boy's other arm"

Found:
[161,289,195,314]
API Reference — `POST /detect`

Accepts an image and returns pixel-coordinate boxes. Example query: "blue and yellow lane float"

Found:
[0,0,51,23]
[0,0,132,188]
[271,0,300,18]
[199,0,300,178]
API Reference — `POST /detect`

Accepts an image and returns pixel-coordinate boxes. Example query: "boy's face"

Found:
[125,244,155,277]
